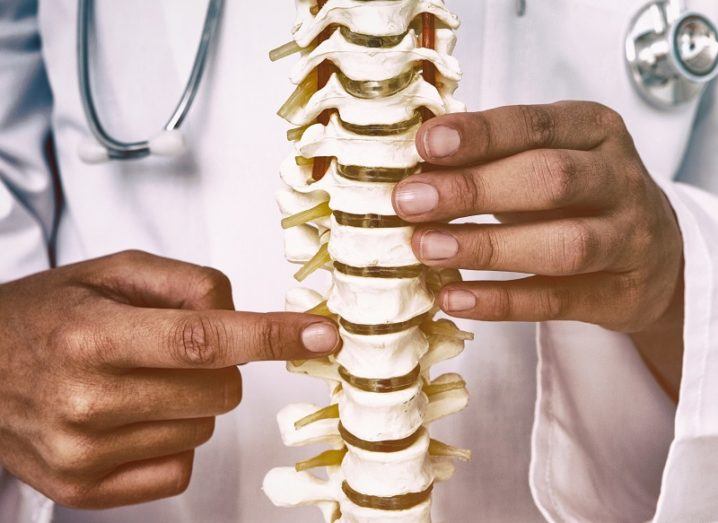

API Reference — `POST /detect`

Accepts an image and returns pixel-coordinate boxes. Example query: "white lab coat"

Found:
[1,0,717,522]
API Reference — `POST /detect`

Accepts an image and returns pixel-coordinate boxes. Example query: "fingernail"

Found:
[424,125,461,159]
[419,230,459,261]
[443,290,476,312]
[301,322,340,353]
[394,183,439,216]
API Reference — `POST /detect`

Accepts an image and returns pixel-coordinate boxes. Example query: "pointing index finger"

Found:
[417,102,624,166]
[96,308,341,369]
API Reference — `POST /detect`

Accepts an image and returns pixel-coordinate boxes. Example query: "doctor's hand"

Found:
[0,251,340,509]
[393,102,684,396]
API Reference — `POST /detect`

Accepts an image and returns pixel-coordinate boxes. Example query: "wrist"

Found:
[630,261,685,401]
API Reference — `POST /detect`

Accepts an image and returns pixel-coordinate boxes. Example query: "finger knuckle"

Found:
[449,171,483,212]
[255,318,285,361]
[591,154,614,189]
[622,169,651,205]
[517,104,555,147]
[63,389,103,426]
[467,112,493,158]
[536,150,579,207]
[473,229,500,269]
[625,210,657,256]
[194,417,217,445]
[555,222,599,274]
[51,481,95,509]
[43,432,97,475]
[170,455,194,495]
[113,249,151,266]
[86,335,120,368]
[194,267,233,303]
[631,229,653,262]
[172,315,226,367]
[174,471,192,496]
[595,104,626,133]
[221,368,243,411]
[479,287,512,321]
[541,287,570,320]
[50,322,117,367]
[49,322,93,356]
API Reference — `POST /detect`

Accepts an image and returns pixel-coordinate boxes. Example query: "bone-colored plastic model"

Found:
[265,2,470,520]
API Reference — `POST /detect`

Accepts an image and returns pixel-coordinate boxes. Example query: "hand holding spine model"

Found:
[264,2,471,521]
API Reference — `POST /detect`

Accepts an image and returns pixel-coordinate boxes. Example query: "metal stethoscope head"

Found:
[77,0,224,164]
[626,0,718,108]
[518,0,717,108]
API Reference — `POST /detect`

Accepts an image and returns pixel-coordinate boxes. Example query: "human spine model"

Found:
[264,2,471,521]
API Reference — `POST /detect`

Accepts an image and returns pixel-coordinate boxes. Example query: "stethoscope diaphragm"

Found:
[625,1,718,108]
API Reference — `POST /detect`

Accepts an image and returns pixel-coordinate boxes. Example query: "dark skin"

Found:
[0,250,340,509]
[393,101,685,400]
[0,102,684,510]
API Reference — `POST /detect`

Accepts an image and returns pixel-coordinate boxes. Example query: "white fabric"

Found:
[652,181,718,522]
[0,0,716,522]
[0,0,54,282]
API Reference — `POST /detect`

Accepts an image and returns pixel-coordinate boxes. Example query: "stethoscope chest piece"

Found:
[626,1,718,108]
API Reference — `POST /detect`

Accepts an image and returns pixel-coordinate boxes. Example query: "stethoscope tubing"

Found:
[76,0,224,160]
[77,0,716,162]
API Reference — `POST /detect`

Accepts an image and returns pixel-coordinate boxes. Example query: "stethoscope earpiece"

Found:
[626,0,718,108]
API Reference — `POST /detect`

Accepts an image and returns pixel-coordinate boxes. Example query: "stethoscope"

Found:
[520,0,718,108]
[625,0,718,107]
[77,0,224,163]
[77,0,718,164]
